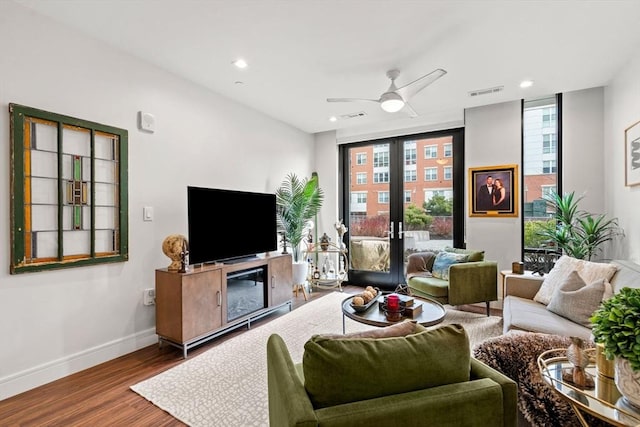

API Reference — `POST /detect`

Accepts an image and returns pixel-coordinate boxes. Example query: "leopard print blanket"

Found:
[473,331,608,427]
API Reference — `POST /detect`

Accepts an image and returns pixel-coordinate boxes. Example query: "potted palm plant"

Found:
[537,191,623,261]
[590,287,640,409]
[275,173,324,285]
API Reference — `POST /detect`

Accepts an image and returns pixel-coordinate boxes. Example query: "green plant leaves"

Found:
[591,287,640,371]
[275,173,324,262]
[537,191,623,260]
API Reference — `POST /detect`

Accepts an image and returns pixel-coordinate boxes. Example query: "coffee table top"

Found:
[341,294,446,328]
[538,348,640,426]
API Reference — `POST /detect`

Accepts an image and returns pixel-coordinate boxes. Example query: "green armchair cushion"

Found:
[432,252,469,280]
[303,323,470,409]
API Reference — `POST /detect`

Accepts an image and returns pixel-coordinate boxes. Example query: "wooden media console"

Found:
[155,253,292,357]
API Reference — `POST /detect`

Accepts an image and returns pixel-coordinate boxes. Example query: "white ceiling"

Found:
[14,0,640,134]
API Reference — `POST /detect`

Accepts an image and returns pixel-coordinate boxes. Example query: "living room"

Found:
[2,0,640,425]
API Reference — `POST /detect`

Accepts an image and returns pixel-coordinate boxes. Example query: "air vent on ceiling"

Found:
[468,86,504,97]
[339,111,367,120]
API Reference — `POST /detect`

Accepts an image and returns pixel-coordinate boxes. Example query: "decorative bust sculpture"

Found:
[162,234,189,271]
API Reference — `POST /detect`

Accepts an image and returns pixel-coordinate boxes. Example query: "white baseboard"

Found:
[0,328,158,401]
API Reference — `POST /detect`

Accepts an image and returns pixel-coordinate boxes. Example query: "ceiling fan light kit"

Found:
[327,68,447,117]
[380,92,405,112]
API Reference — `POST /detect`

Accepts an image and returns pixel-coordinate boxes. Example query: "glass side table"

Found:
[538,348,640,427]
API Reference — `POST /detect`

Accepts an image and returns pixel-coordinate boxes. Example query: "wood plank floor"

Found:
[0,286,362,426]
[0,285,502,426]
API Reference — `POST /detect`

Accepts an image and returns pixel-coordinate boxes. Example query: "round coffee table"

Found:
[341,294,446,334]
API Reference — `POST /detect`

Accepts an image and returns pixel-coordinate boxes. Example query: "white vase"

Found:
[292,261,308,287]
[614,356,640,410]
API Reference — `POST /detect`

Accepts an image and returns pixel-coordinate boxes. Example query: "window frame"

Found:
[9,103,129,274]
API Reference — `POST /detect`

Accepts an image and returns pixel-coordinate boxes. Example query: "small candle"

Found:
[387,294,400,311]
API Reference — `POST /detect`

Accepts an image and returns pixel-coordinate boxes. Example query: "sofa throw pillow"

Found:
[546,270,607,327]
[533,255,618,305]
[318,320,419,340]
[432,251,469,280]
[445,247,485,262]
[303,324,470,409]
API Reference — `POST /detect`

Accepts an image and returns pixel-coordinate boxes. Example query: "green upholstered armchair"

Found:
[267,323,517,427]
[406,248,498,316]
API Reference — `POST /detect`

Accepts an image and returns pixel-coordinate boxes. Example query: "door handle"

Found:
[398,221,404,239]
[217,290,222,306]
[389,222,394,239]
[271,275,276,288]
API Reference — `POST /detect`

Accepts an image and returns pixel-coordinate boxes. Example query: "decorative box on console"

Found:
[512,262,525,274]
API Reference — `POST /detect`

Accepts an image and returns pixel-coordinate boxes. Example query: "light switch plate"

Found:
[143,206,154,221]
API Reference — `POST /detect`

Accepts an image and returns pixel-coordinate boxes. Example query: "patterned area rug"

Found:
[131,291,503,426]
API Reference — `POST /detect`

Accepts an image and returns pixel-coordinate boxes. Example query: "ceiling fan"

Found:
[327,68,447,117]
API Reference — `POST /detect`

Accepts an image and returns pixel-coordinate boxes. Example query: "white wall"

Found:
[563,87,605,217]
[314,131,340,242]
[605,52,640,262]
[464,101,522,282]
[0,1,314,399]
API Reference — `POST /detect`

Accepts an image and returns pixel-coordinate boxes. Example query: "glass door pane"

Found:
[402,136,454,269]
[347,142,394,284]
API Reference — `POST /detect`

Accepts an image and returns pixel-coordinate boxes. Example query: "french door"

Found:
[339,128,465,289]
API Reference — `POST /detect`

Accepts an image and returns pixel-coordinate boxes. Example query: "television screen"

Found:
[187,186,277,264]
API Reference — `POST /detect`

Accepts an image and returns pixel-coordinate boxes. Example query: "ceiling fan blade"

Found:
[396,68,447,100]
[403,102,419,118]
[327,97,380,103]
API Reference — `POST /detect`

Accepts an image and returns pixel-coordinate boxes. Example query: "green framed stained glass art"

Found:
[9,104,128,274]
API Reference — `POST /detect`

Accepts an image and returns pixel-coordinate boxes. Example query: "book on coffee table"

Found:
[380,293,415,307]
[403,301,422,318]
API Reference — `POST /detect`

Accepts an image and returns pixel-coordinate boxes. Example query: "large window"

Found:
[522,95,561,265]
[9,104,128,274]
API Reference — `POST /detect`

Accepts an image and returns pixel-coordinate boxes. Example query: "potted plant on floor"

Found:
[590,287,640,409]
[275,173,324,287]
[537,191,623,261]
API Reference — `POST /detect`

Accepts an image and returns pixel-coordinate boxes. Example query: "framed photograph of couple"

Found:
[469,164,518,217]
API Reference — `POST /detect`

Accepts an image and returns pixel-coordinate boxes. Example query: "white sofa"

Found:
[502,259,640,340]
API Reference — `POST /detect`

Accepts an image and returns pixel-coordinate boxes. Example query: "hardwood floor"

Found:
[0,286,361,427]
[0,285,502,426]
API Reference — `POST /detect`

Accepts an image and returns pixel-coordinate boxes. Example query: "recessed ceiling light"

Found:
[520,80,534,88]
[232,58,248,69]
[234,81,244,85]
[329,116,337,122]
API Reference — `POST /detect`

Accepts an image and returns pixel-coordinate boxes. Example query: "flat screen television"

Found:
[187,186,277,264]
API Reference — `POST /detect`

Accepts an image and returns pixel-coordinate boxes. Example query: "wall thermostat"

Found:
[138,111,156,133]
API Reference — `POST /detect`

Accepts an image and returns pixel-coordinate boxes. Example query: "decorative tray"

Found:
[349,290,381,313]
